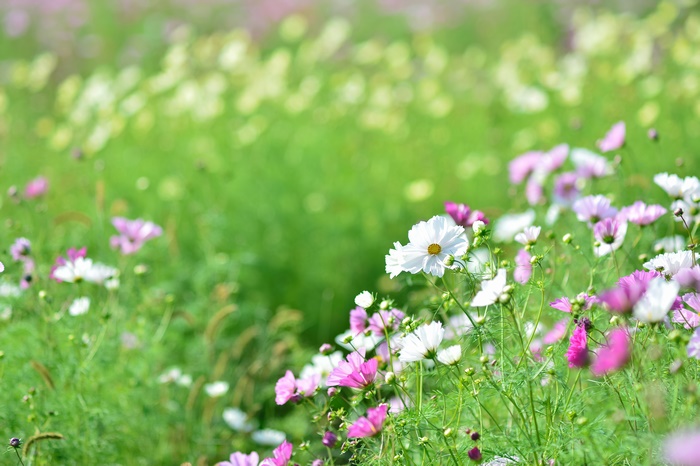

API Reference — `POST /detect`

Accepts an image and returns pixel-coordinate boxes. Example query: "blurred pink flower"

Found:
[444,202,489,227]
[598,121,625,153]
[260,440,292,466]
[620,201,666,226]
[514,249,532,284]
[347,404,388,438]
[591,328,630,376]
[664,429,700,466]
[216,451,259,466]
[367,309,404,336]
[110,217,163,255]
[274,370,319,405]
[24,176,48,198]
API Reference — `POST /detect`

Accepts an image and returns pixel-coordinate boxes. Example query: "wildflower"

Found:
[644,251,697,277]
[572,195,617,225]
[591,328,631,376]
[472,269,508,307]
[275,370,320,405]
[566,325,589,368]
[251,429,286,446]
[393,216,468,277]
[526,177,544,205]
[260,440,293,466]
[663,429,700,466]
[50,247,87,281]
[158,367,191,386]
[24,176,48,198]
[52,256,117,285]
[217,451,260,466]
[514,226,541,246]
[654,236,687,253]
[543,319,568,344]
[326,351,378,389]
[367,309,404,336]
[688,328,700,359]
[673,293,700,329]
[204,381,229,397]
[492,210,535,243]
[597,121,625,152]
[444,313,474,339]
[654,173,699,200]
[593,217,627,257]
[676,266,700,292]
[349,307,367,334]
[633,277,680,323]
[347,404,388,438]
[322,431,338,448]
[620,201,666,226]
[354,291,374,309]
[398,321,445,362]
[508,151,543,184]
[10,238,31,261]
[445,202,489,228]
[223,408,257,432]
[385,242,404,278]
[300,351,344,387]
[110,217,163,255]
[513,249,532,284]
[437,345,462,365]
[570,148,613,178]
[553,172,581,206]
[68,297,90,316]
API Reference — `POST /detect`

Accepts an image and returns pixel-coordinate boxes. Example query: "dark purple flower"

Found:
[322,431,338,448]
[468,447,482,461]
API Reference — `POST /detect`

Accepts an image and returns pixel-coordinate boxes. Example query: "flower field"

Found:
[1,1,700,465]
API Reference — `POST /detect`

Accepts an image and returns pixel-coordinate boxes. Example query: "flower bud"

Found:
[322,431,338,448]
[562,233,572,244]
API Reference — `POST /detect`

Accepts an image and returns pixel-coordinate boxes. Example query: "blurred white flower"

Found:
[472,269,508,307]
[223,407,256,432]
[251,428,286,446]
[493,211,535,243]
[204,381,229,397]
[633,277,680,323]
[69,297,90,316]
[437,345,462,365]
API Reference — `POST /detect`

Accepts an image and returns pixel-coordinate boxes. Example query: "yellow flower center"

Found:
[427,243,442,255]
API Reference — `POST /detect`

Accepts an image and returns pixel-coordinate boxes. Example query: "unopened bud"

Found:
[562,233,573,244]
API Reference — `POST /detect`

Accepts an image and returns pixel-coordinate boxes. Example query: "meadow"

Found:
[1,0,700,464]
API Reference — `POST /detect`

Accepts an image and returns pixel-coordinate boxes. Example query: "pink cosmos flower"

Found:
[274,370,320,405]
[347,404,388,438]
[217,451,260,466]
[571,148,614,179]
[593,217,627,257]
[597,121,626,152]
[553,172,581,206]
[10,238,31,261]
[349,307,367,335]
[110,217,163,255]
[572,195,618,225]
[598,270,662,313]
[663,429,700,466]
[688,328,700,359]
[675,266,700,292]
[508,151,543,184]
[444,202,489,228]
[541,144,569,172]
[20,258,35,289]
[673,293,700,329]
[620,201,667,226]
[260,440,293,466]
[367,309,405,336]
[543,319,569,345]
[326,351,378,389]
[514,249,532,284]
[591,328,631,376]
[24,176,48,199]
[549,293,595,313]
[526,177,545,206]
[566,325,589,368]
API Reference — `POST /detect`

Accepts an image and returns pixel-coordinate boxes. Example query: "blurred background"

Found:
[1,0,698,343]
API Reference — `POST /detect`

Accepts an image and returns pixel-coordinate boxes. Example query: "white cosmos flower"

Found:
[514,226,541,245]
[385,241,405,278]
[334,329,382,352]
[437,345,462,365]
[398,321,445,362]
[654,173,699,199]
[299,351,344,387]
[53,257,117,285]
[223,407,257,432]
[633,277,680,323]
[643,251,697,277]
[654,236,687,253]
[69,297,90,316]
[354,291,374,309]
[471,269,508,307]
[204,381,229,397]
[251,428,286,446]
[394,216,468,278]
[493,210,535,243]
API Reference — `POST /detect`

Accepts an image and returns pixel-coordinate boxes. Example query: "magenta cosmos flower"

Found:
[566,325,589,368]
[260,440,293,466]
[444,202,489,228]
[110,217,163,255]
[597,121,626,152]
[591,328,631,376]
[24,176,48,199]
[347,404,388,438]
[326,351,378,389]
[274,370,320,405]
[217,451,260,466]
